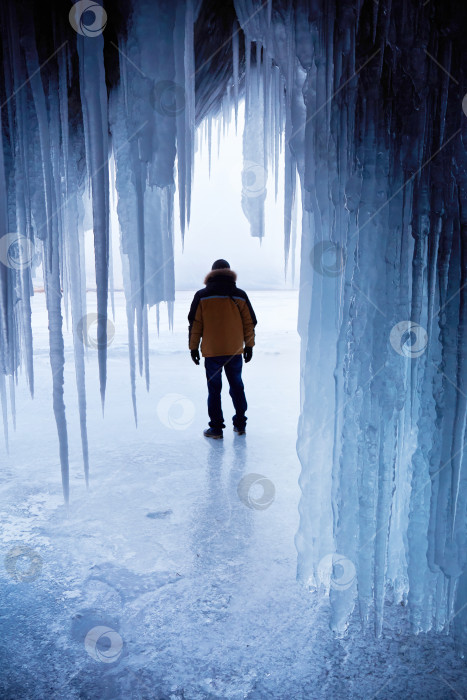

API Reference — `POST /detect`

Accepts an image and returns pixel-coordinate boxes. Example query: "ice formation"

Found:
[0,0,466,645]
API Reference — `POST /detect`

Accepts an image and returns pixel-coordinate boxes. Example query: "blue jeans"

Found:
[204,355,247,431]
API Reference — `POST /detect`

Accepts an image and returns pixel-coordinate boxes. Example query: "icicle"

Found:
[136,302,143,378]
[44,235,70,503]
[232,22,240,131]
[184,0,196,229]
[175,1,187,241]
[290,175,298,283]
[8,375,15,431]
[263,54,270,173]
[0,374,9,451]
[143,305,150,392]
[76,32,110,410]
[127,301,138,427]
[167,300,174,331]
[274,68,281,202]
[8,25,35,398]
[241,64,267,239]
[207,116,212,176]
[65,138,90,486]
[255,42,261,95]
[21,17,70,502]
[244,35,251,116]
[109,155,116,320]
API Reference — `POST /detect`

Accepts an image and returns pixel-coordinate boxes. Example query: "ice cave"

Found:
[0,0,466,697]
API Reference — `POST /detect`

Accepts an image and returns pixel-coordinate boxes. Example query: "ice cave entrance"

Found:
[1,98,312,699]
[2,0,467,694]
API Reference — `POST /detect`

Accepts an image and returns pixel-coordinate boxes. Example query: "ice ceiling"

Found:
[0,0,466,643]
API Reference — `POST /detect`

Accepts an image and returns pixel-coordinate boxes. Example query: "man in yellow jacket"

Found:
[188,259,257,439]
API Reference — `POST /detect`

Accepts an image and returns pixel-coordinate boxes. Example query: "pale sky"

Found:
[174,103,300,291]
[78,102,300,294]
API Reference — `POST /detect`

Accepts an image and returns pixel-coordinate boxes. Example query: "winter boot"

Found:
[203,428,223,440]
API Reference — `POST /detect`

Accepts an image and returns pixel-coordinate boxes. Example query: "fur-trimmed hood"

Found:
[204,268,237,285]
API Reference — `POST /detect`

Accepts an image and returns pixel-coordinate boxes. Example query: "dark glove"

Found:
[243,346,253,363]
[190,349,200,365]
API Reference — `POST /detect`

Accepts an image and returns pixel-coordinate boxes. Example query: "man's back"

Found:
[188,268,256,358]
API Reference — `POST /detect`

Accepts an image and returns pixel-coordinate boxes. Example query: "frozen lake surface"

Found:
[0,291,465,699]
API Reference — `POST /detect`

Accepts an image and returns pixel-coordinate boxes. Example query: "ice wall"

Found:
[232,0,467,644]
[0,0,466,645]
